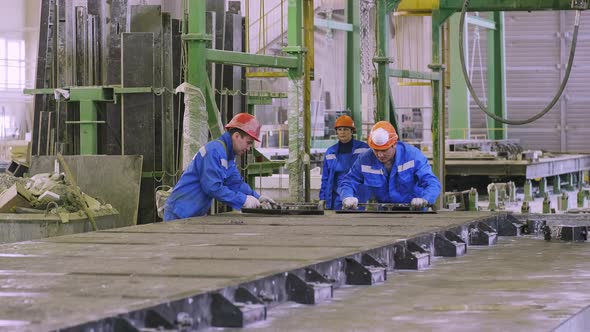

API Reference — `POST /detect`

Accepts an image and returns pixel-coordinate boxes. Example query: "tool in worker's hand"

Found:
[259,195,278,209]
[335,202,436,214]
[242,202,324,215]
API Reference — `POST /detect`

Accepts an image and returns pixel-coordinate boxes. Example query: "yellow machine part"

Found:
[397,0,440,13]
[397,82,431,86]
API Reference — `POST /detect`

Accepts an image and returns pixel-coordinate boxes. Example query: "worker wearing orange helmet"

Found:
[339,121,441,210]
[164,113,276,221]
[320,115,370,209]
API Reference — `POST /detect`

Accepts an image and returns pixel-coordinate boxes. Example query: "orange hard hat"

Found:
[368,121,398,150]
[334,115,355,129]
[225,113,261,142]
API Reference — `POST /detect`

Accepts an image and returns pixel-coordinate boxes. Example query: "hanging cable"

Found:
[459,0,581,125]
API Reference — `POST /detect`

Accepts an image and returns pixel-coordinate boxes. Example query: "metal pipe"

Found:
[303,0,313,202]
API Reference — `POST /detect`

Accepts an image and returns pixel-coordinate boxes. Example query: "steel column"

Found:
[303,0,314,202]
[284,0,305,202]
[345,0,362,138]
[448,13,469,140]
[432,9,454,207]
[374,0,390,122]
[486,11,507,140]
[185,0,215,139]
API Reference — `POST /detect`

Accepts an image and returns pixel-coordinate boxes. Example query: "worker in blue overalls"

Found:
[319,115,370,210]
[339,121,441,210]
[164,113,276,221]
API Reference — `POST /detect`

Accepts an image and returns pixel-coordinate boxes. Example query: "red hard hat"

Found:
[225,113,261,142]
[334,115,355,129]
[368,121,398,150]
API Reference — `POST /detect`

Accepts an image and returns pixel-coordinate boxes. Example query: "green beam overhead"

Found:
[487,11,507,140]
[68,87,113,102]
[389,69,441,81]
[315,18,353,31]
[448,13,469,140]
[113,87,153,94]
[440,0,586,11]
[205,49,299,69]
[432,8,455,27]
[345,0,362,138]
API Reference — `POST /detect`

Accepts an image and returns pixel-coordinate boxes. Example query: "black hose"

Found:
[459,0,580,125]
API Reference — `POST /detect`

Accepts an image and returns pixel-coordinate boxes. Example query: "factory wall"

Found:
[0,0,36,147]
[504,10,590,153]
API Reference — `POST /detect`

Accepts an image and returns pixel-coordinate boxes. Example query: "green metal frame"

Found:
[487,11,507,140]
[440,0,585,11]
[184,0,304,199]
[374,0,394,123]
[23,86,151,155]
[448,13,469,140]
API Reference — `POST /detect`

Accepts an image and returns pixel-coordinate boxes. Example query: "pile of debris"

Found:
[0,172,113,217]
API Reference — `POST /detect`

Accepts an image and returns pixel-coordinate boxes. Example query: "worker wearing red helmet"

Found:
[164,113,276,221]
[339,121,441,210]
[320,115,370,209]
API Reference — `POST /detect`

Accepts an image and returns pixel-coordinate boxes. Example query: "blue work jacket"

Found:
[320,139,370,209]
[338,141,441,205]
[164,132,259,220]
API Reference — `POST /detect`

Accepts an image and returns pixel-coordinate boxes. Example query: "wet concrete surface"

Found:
[238,236,590,332]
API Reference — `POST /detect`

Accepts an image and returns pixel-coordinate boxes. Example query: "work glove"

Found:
[259,195,277,209]
[410,197,428,210]
[342,197,359,210]
[243,195,261,209]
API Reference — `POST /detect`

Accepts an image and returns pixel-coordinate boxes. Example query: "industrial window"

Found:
[0,38,25,90]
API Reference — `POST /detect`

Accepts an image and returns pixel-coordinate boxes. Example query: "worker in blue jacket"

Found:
[319,115,370,209]
[164,113,276,221]
[339,121,441,210]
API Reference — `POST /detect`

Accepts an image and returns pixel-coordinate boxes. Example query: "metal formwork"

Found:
[2,211,590,331]
[0,211,499,330]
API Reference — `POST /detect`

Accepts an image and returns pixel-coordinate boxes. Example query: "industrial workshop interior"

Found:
[4,0,590,331]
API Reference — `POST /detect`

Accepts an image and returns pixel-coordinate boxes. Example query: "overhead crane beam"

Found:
[399,0,588,12]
